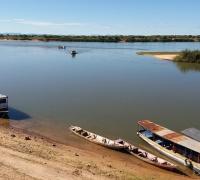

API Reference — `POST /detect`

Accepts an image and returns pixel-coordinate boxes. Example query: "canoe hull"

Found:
[69,126,126,150]
[118,139,178,172]
[128,150,177,171]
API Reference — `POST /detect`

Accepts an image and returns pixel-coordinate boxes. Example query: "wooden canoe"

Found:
[115,139,179,172]
[69,126,182,173]
[69,126,127,150]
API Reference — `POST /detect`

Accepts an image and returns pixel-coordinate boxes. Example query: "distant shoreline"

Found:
[1,34,200,42]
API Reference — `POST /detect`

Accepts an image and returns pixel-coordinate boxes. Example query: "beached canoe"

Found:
[115,139,178,172]
[69,126,127,150]
[70,126,182,173]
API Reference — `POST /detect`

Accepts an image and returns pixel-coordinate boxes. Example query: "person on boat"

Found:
[185,159,193,169]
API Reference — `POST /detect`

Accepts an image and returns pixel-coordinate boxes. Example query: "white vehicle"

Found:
[0,94,8,114]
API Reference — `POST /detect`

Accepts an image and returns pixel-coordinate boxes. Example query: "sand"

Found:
[0,119,198,180]
[137,51,179,61]
[152,54,178,61]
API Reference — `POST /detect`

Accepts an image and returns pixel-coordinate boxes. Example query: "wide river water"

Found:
[1,41,200,148]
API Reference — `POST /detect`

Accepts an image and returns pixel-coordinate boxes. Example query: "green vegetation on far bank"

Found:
[1,34,200,42]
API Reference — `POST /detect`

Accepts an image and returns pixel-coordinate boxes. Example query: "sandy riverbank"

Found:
[152,54,178,61]
[0,119,198,180]
[137,51,179,61]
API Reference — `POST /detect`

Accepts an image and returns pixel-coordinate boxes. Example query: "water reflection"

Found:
[1,41,200,144]
[71,53,76,58]
[174,62,200,73]
[8,107,31,121]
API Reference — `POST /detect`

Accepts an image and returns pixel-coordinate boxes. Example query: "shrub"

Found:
[174,49,200,63]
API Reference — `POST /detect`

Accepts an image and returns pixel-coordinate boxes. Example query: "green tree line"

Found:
[1,34,200,42]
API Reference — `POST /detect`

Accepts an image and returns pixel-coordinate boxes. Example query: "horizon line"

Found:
[1,33,200,36]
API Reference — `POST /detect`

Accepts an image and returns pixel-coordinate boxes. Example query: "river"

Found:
[0,41,200,148]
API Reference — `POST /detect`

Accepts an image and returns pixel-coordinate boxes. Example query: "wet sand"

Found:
[0,118,198,180]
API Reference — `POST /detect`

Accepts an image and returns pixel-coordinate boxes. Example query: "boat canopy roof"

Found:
[182,128,200,142]
[0,94,7,99]
[138,120,200,154]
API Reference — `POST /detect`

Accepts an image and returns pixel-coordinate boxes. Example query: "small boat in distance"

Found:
[58,45,66,49]
[0,94,8,115]
[137,120,200,175]
[115,139,179,172]
[70,50,78,55]
[69,126,127,150]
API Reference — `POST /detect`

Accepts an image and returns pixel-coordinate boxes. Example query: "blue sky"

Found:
[0,0,199,35]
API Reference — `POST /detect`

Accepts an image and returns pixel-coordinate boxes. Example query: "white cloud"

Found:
[16,20,84,27]
[0,18,85,27]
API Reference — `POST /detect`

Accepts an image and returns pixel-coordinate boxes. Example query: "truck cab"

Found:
[0,94,8,114]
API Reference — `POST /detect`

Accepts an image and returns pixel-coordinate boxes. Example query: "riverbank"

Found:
[0,119,197,180]
[137,51,179,61]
